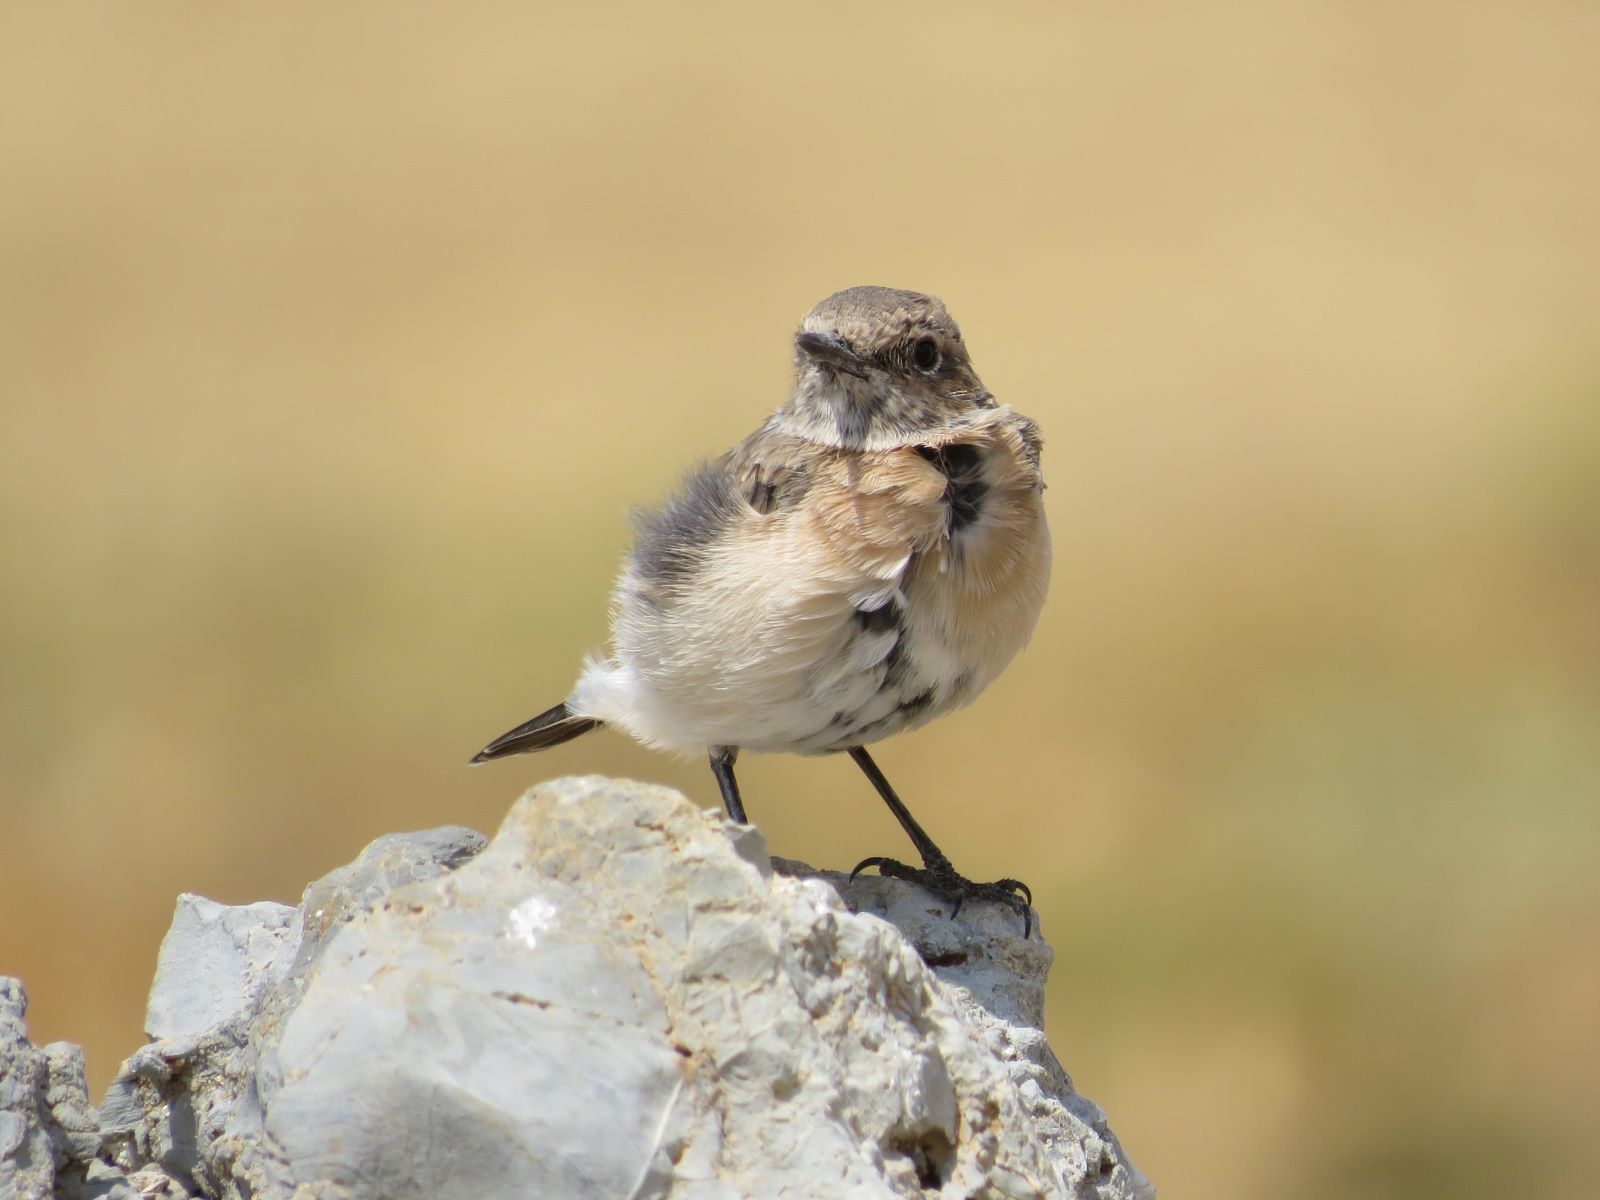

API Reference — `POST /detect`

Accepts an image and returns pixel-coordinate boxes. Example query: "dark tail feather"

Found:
[470,702,601,764]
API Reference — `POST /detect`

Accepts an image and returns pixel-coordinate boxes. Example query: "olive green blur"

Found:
[2,5,1596,1198]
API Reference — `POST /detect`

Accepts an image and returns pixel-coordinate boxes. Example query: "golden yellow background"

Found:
[2,4,1597,1197]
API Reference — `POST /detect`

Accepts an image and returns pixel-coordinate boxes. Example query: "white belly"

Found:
[571,491,1051,757]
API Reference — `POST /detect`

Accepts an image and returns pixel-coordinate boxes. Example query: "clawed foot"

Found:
[850,854,1035,938]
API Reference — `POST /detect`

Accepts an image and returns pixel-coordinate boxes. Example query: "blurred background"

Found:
[1,3,1596,1196]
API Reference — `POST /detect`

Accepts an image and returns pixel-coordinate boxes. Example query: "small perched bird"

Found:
[473,286,1051,931]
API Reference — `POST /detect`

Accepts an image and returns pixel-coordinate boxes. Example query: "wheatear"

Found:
[473,286,1051,932]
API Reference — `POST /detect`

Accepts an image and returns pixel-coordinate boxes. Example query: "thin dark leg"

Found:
[846,745,1034,937]
[846,746,952,872]
[709,746,747,824]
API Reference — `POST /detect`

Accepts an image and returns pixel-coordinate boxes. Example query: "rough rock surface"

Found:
[1,776,1152,1200]
[0,980,105,1200]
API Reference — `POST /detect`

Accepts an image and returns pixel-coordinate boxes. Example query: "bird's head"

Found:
[778,286,995,449]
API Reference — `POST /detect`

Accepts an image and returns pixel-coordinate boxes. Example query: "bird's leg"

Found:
[846,745,1035,937]
[709,746,748,824]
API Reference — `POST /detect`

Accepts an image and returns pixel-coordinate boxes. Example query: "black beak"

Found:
[795,331,865,374]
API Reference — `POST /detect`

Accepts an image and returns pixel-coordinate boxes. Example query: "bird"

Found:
[472,286,1051,933]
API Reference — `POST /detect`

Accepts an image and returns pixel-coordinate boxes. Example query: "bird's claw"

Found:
[849,856,1035,939]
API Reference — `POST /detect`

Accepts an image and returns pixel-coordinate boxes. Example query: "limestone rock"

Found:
[773,860,1142,1193]
[144,898,301,1044]
[0,978,124,1200]
[16,777,1153,1199]
[96,825,489,1200]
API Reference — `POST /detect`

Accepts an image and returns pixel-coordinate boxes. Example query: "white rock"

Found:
[36,778,1152,1200]
[145,898,300,1043]
[0,978,122,1200]
[261,777,1151,1200]
[97,826,490,1200]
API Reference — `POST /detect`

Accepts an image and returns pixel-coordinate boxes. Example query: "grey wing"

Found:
[629,429,818,594]
[627,457,744,595]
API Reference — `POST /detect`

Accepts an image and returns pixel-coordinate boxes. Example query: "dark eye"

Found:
[911,337,941,373]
